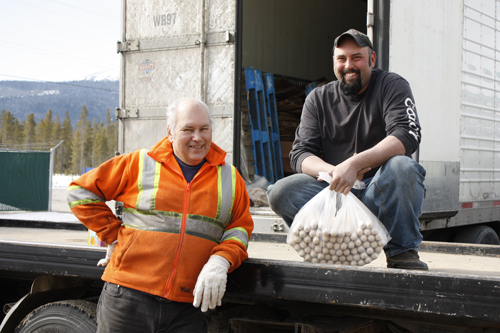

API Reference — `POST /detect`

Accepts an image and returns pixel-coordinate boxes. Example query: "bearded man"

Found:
[267,29,428,270]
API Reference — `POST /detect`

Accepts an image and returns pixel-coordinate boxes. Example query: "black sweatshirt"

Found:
[290,68,421,179]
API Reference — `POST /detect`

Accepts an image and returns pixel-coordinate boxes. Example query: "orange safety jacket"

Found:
[67,136,253,303]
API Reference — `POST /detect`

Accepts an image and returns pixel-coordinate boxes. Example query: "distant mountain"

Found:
[0,76,119,126]
[79,69,120,82]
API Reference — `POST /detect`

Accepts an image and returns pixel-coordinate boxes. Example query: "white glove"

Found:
[97,241,117,267]
[193,255,230,312]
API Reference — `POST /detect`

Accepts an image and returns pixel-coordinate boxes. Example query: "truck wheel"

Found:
[453,225,500,245]
[15,300,96,333]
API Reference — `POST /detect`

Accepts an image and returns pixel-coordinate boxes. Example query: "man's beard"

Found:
[340,70,362,95]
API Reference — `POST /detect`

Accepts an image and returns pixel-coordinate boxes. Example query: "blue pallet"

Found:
[263,72,284,181]
[243,67,275,183]
[305,82,317,96]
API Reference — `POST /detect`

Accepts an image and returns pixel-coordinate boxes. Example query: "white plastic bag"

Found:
[287,172,391,266]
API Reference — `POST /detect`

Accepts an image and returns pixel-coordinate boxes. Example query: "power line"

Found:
[46,0,119,21]
[0,31,113,57]
[0,40,117,67]
[0,74,119,92]
[10,0,118,29]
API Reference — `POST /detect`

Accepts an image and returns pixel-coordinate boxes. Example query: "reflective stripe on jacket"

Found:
[68,136,253,303]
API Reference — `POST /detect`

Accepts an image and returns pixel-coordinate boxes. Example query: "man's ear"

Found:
[167,126,174,141]
[370,51,377,69]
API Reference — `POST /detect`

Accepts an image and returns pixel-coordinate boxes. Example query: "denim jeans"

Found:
[97,282,207,333]
[267,156,426,257]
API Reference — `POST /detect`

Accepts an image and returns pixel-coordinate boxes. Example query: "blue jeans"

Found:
[267,156,426,257]
[97,282,207,333]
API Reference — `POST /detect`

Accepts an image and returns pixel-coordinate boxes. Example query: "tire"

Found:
[453,225,500,245]
[15,300,97,333]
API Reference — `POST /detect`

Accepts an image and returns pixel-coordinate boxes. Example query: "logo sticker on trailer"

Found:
[139,59,155,83]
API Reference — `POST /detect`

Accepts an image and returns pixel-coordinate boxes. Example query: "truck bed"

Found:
[0,212,499,329]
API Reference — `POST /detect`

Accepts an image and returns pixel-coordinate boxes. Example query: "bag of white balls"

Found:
[287,173,391,266]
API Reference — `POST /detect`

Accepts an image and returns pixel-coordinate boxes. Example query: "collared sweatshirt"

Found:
[68,136,253,303]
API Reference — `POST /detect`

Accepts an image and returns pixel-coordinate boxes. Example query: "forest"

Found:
[0,106,117,175]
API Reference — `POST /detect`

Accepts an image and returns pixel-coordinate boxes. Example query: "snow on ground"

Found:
[52,174,80,189]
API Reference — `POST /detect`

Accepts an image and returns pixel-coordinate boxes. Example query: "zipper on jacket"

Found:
[165,182,190,297]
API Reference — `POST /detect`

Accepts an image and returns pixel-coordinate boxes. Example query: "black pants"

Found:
[97,282,207,333]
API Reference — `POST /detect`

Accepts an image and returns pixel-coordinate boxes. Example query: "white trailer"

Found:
[116,0,500,244]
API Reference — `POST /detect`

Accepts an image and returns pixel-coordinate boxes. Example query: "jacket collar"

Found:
[147,135,227,166]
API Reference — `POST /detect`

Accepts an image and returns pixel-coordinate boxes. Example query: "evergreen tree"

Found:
[84,118,94,169]
[105,109,118,157]
[94,122,108,166]
[36,109,54,147]
[52,115,63,173]
[59,111,73,174]
[23,113,37,150]
[71,106,90,174]
[0,110,17,148]
[13,119,24,146]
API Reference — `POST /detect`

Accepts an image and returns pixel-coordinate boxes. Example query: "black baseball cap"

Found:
[333,29,373,52]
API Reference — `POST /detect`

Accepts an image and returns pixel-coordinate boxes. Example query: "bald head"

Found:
[166,98,213,138]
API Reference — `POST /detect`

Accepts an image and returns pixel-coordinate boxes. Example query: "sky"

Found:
[0,0,121,82]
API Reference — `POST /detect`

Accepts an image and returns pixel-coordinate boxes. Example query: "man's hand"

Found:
[193,255,230,312]
[329,158,371,195]
[97,241,117,267]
